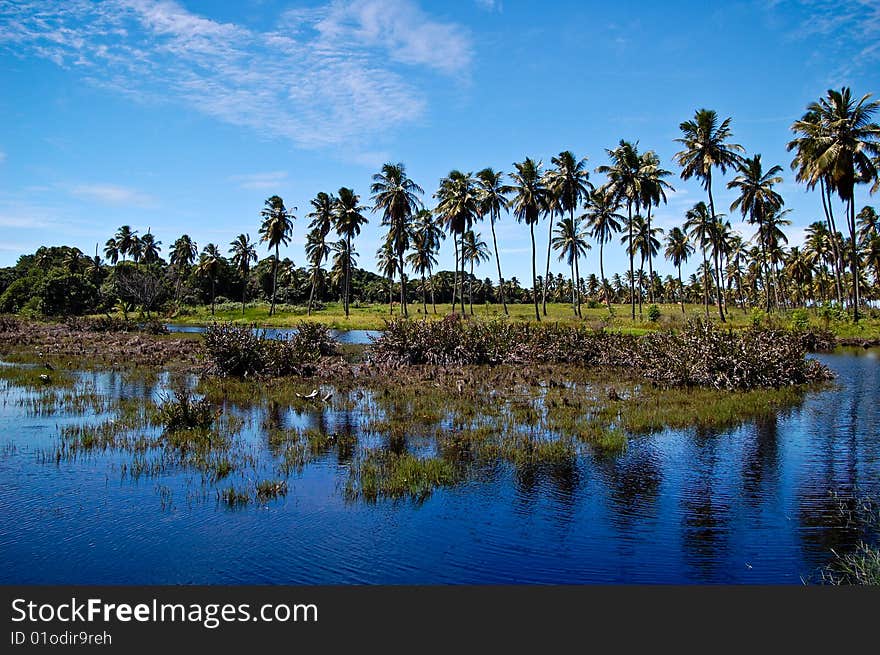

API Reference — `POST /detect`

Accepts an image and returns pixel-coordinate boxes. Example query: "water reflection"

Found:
[0,349,877,584]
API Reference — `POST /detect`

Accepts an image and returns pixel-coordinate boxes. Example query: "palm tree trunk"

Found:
[628,202,635,320]
[490,212,508,316]
[452,233,459,315]
[429,269,437,314]
[469,259,474,315]
[706,175,726,322]
[530,223,541,322]
[242,270,248,315]
[702,249,709,318]
[307,272,316,316]
[422,272,428,316]
[397,249,407,318]
[574,253,582,318]
[820,179,844,307]
[345,235,351,318]
[647,205,655,304]
[848,195,861,321]
[570,258,577,316]
[459,234,466,315]
[211,276,216,316]
[542,215,552,316]
[270,244,279,317]
[638,254,645,318]
[677,264,685,314]
[599,240,610,310]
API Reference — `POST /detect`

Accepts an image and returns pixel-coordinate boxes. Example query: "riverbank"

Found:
[161,301,880,343]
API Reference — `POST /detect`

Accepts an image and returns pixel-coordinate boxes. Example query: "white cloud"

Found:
[70,183,156,207]
[228,171,288,190]
[0,0,472,151]
[475,0,502,12]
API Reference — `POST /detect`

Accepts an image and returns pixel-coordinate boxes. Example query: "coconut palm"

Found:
[756,207,792,308]
[114,225,138,263]
[551,216,591,316]
[545,151,593,316]
[857,205,879,244]
[371,163,424,318]
[305,192,336,315]
[583,187,624,309]
[684,202,716,317]
[408,209,443,314]
[229,234,257,314]
[128,235,143,268]
[329,239,357,305]
[376,239,399,315]
[334,187,368,318]
[664,226,693,313]
[104,238,120,266]
[304,227,330,316]
[258,195,295,317]
[196,244,222,315]
[597,140,642,319]
[461,230,491,315]
[674,109,745,322]
[623,214,662,316]
[435,170,479,314]
[169,234,198,304]
[788,88,880,319]
[727,154,784,311]
[509,157,551,321]
[476,168,510,315]
[638,151,674,303]
[139,231,161,265]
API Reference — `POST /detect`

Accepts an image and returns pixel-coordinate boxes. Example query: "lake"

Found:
[0,349,877,584]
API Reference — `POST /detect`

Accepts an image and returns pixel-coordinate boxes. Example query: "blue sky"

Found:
[1,0,878,283]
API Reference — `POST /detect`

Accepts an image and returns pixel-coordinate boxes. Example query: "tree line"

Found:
[1,87,878,321]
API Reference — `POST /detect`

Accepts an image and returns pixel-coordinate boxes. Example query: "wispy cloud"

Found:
[228,171,289,190]
[70,183,156,207]
[767,0,880,78]
[475,0,503,12]
[0,0,472,152]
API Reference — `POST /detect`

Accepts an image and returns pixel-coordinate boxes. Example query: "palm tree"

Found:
[583,187,624,309]
[638,151,674,303]
[114,225,138,263]
[330,239,357,306]
[788,88,880,320]
[674,109,745,322]
[371,163,424,318]
[624,214,662,316]
[664,226,693,313]
[104,238,120,265]
[435,170,479,314]
[334,187,368,318]
[727,154,784,311]
[140,231,161,265]
[509,157,550,321]
[258,195,295,317]
[169,235,198,304]
[128,235,143,268]
[461,230,491,315]
[857,205,879,244]
[545,151,593,316]
[476,168,510,315]
[229,234,257,314]
[551,216,591,316]
[196,244,222,315]
[376,239,399,315]
[305,192,336,315]
[757,207,792,308]
[597,140,642,319]
[684,201,716,317]
[408,209,443,314]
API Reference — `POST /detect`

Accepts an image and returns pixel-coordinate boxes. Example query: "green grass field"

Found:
[164,300,880,339]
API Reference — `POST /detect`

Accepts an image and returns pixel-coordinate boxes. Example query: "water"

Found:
[0,350,878,584]
[164,324,379,345]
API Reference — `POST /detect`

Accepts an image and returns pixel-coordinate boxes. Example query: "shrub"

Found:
[647,304,661,322]
[157,391,215,431]
[203,321,338,377]
[749,308,767,328]
[790,308,810,331]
